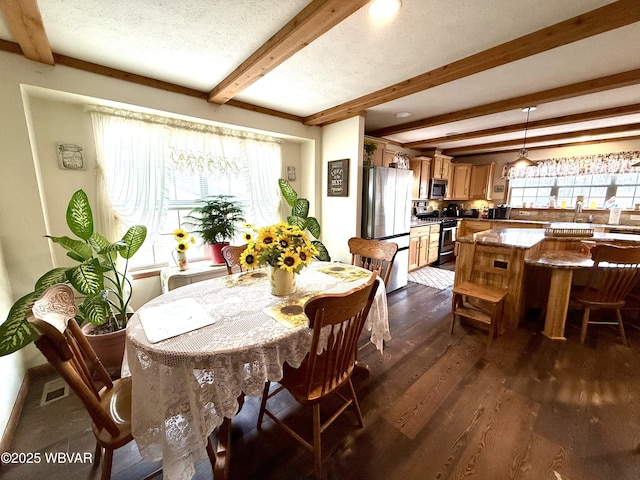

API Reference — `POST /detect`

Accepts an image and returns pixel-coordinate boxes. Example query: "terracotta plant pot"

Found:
[210,242,229,265]
[81,323,126,378]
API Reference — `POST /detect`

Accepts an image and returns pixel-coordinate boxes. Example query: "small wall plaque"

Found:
[57,143,84,170]
[327,159,349,197]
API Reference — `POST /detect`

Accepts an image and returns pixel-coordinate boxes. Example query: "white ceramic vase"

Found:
[269,266,296,296]
[174,250,189,271]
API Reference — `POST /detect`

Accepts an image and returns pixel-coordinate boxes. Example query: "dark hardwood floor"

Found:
[3,264,640,479]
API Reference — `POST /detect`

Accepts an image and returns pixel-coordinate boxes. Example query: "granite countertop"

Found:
[459,228,546,249]
[458,227,640,249]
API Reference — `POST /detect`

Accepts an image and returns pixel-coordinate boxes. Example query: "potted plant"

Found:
[363,140,378,166]
[184,195,245,265]
[0,189,147,372]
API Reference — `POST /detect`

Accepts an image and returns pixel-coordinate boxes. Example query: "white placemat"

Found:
[138,298,215,343]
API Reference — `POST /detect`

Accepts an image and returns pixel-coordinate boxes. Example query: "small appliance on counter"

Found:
[487,205,511,219]
[444,203,461,217]
[460,208,479,218]
[414,205,440,220]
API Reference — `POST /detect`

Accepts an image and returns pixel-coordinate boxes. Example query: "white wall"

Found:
[0,239,29,443]
[0,50,328,440]
[320,116,365,263]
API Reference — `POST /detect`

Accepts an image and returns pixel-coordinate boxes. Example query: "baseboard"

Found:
[0,363,54,453]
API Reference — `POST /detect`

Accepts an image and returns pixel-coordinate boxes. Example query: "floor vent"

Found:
[40,377,70,406]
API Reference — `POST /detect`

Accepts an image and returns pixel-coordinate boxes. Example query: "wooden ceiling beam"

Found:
[208,0,369,104]
[404,103,640,149]
[304,0,640,127]
[0,0,53,65]
[451,134,640,158]
[372,69,640,138]
[443,123,640,156]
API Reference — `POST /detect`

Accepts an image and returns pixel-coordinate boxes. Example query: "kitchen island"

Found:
[455,228,640,340]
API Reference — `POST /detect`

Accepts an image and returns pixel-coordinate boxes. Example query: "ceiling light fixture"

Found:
[395,111,411,118]
[507,106,538,168]
[368,0,402,20]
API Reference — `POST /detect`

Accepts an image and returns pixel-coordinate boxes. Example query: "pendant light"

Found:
[507,107,537,168]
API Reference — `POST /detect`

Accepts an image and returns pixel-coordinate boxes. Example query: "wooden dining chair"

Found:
[256,273,380,480]
[221,244,247,275]
[348,237,398,286]
[451,244,515,347]
[27,284,217,480]
[571,244,640,345]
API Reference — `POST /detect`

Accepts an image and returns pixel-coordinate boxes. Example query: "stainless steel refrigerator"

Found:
[361,166,413,292]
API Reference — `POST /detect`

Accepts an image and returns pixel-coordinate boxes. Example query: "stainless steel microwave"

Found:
[429,179,447,199]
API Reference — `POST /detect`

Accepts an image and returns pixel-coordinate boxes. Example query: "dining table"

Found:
[123,261,389,480]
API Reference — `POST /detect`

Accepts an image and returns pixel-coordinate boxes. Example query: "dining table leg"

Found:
[212,395,244,480]
[542,269,573,340]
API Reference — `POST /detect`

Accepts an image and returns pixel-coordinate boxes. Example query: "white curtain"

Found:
[89,107,282,244]
[90,112,169,241]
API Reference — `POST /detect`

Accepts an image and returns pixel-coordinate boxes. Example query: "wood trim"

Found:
[0,0,53,65]
[208,0,369,104]
[373,68,640,138]
[404,103,640,149]
[305,0,640,127]
[0,363,54,454]
[53,53,208,100]
[0,40,306,124]
[444,123,640,155]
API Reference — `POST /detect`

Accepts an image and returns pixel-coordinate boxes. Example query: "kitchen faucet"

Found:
[573,199,583,222]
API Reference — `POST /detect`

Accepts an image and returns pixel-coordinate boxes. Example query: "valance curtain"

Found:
[501,151,640,180]
[89,106,282,244]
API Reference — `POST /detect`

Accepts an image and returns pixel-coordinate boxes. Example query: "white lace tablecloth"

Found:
[124,261,389,480]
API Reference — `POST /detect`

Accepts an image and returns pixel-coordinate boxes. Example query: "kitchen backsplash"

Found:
[508,208,640,226]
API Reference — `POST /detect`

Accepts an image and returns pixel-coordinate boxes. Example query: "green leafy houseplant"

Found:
[183,195,246,245]
[0,189,147,356]
[278,179,330,261]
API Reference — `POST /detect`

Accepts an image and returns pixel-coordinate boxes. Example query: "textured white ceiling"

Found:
[0,0,637,154]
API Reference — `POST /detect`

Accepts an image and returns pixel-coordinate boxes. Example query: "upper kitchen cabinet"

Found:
[448,163,472,199]
[409,156,432,199]
[383,149,397,167]
[469,163,495,200]
[431,151,452,180]
[363,136,386,167]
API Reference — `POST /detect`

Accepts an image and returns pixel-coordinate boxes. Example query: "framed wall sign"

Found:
[56,143,84,170]
[327,159,349,197]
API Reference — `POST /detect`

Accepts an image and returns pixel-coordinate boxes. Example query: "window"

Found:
[90,107,282,269]
[508,173,640,209]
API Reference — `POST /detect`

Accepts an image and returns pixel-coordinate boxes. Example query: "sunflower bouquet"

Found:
[240,222,317,273]
[173,228,195,252]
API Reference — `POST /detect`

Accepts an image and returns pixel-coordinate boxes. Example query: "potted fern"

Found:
[183,195,245,265]
[0,189,146,372]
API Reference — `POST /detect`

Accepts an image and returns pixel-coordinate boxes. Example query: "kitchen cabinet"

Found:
[458,220,491,237]
[409,156,432,198]
[448,163,472,199]
[364,137,386,167]
[409,223,440,270]
[431,152,452,180]
[469,163,495,200]
[383,149,396,167]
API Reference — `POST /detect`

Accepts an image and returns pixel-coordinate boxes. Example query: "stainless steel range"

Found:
[437,217,458,265]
